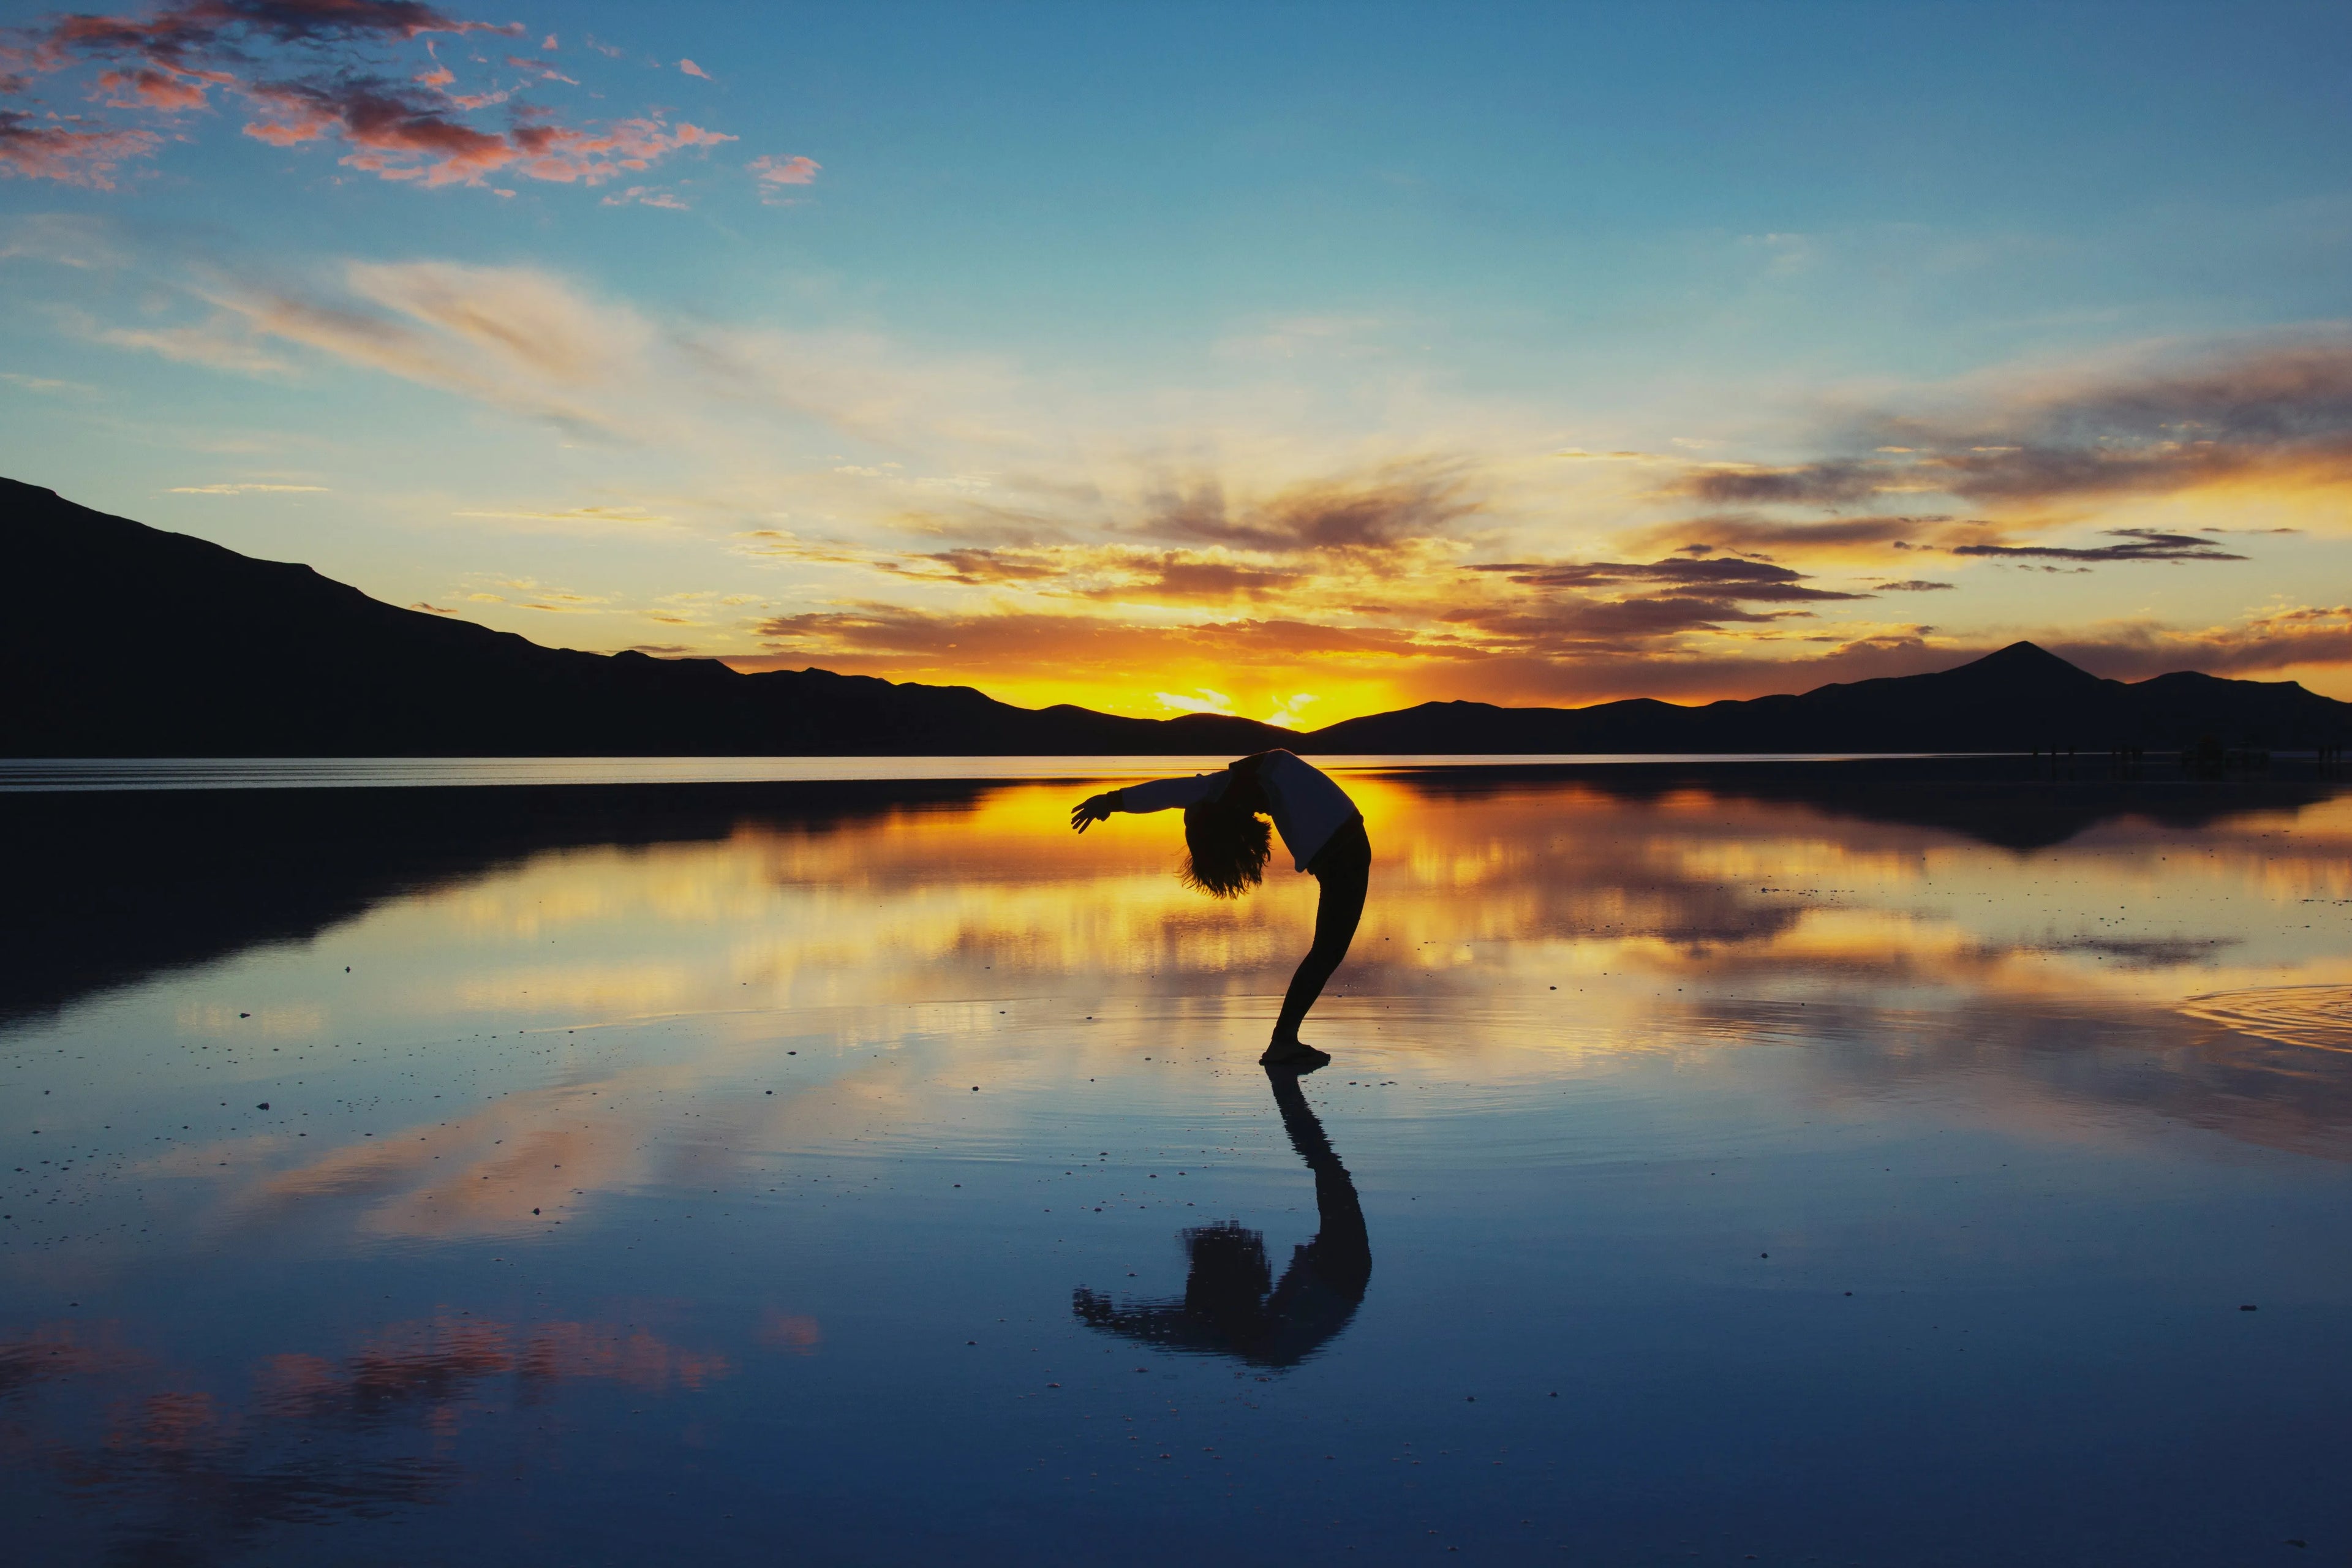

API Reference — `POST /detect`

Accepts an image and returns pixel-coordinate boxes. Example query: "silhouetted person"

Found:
[1072,749,1369,1069]
[1072,1068,1372,1368]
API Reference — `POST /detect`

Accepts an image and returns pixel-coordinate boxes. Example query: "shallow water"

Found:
[6,770,2352,1566]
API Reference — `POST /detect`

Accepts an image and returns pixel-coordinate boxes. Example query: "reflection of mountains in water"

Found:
[4,763,2344,1027]
[0,779,992,1028]
[1384,753,2349,852]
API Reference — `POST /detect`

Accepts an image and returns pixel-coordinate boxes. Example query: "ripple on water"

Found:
[2179,984,2352,1054]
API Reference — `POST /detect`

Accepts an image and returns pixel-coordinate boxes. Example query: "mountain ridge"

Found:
[6,477,2346,757]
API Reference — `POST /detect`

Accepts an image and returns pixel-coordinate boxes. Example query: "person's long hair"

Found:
[1181,796,1271,897]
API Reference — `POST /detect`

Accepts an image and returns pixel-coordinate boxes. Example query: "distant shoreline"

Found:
[10,750,2012,794]
[2,749,2337,795]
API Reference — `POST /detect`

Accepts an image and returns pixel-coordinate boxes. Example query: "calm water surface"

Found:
[0,753,1959,792]
[6,771,2352,1565]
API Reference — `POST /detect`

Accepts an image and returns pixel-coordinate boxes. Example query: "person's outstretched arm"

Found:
[1069,773,1224,832]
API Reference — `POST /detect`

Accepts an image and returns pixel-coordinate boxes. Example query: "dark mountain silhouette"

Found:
[2,478,1291,756]
[1313,640,2352,753]
[6,477,2347,756]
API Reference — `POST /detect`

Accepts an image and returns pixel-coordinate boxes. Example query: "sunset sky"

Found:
[3,0,2350,725]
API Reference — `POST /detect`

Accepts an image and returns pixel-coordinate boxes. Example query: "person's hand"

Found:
[1069,792,1117,833]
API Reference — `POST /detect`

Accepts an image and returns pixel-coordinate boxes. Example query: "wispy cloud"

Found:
[243,78,734,188]
[1673,339,2352,513]
[503,55,577,85]
[1140,463,1477,554]
[453,503,679,531]
[2043,605,2352,681]
[1681,459,1884,507]
[1950,527,2247,564]
[745,604,1441,677]
[150,260,661,435]
[167,481,326,494]
[70,306,297,374]
[743,536,1315,605]
[1470,554,1868,603]
[1621,512,1956,561]
[0,368,97,394]
[600,183,688,210]
[461,576,612,612]
[96,65,211,110]
[0,108,161,187]
[1080,554,1305,603]
[42,0,506,59]
[76,255,1025,454]
[0,211,123,266]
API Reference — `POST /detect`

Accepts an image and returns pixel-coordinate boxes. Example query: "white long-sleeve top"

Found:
[1117,750,1360,872]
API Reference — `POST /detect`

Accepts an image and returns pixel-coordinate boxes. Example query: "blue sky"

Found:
[4,0,2350,721]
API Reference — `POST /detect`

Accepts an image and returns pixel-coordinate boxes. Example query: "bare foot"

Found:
[1259,1039,1332,1071]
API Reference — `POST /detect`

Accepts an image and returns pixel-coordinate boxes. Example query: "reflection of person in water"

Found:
[1072,1069,1372,1368]
[1071,749,1368,1069]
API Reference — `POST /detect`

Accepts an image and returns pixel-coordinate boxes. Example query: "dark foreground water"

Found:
[5,764,2351,1567]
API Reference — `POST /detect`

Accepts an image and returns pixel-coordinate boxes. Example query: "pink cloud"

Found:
[241,78,737,188]
[0,109,162,187]
[510,114,734,184]
[239,78,374,145]
[541,33,557,50]
[46,1,516,71]
[503,55,578,85]
[747,151,818,200]
[96,66,209,110]
[243,78,508,184]
[600,183,688,210]
[442,85,518,110]
[9,3,741,198]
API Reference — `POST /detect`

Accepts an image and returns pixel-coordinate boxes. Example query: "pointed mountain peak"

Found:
[1953,641,2102,684]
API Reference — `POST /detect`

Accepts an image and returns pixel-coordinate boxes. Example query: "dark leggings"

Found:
[1274,816,1370,1043]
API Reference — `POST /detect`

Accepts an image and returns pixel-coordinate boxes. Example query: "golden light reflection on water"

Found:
[330,781,2352,1033]
[13,774,2352,1261]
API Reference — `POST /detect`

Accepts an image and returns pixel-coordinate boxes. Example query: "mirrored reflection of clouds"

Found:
[11,778,2352,1257]
[5,771,2352,1560]
[0,1311,738,1567]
